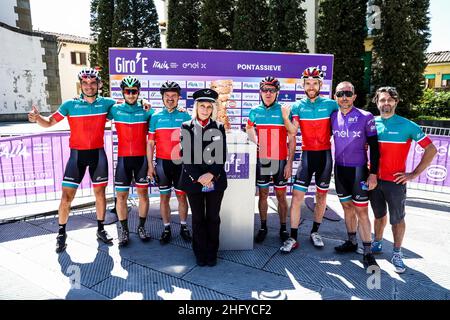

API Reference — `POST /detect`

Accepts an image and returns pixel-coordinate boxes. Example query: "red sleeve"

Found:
[418,136,432,148]
[50,111,64,122]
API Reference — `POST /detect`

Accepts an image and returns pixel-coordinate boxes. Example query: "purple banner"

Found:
[109,48,334,79]
[407,135,450,187]
[0,132,114,203]
[225,153,249,179]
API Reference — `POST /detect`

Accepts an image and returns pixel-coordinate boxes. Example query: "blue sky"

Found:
[30,0,449,52]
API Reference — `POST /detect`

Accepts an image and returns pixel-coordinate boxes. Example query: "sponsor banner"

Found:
[407,135,450,186]
[110,48,334,195]
[0,132,114,201]
[225,153,250,179]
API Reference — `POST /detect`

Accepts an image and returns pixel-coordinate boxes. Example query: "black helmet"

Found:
[160,81,181,95]
[260,76,280,91]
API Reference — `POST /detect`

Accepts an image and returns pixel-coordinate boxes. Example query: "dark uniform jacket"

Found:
[179,119,228,193]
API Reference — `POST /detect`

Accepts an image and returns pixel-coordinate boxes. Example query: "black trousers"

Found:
[187,191,224,262]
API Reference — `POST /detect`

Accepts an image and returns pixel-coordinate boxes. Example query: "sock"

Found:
[280,223,287,232]
[261,220,267,230]
[348,232,357,245]
[97,220,104,231]
[120,219,128,232]
[363,242,372,255]
[290,228,298,240]
[311,221,321,234]
[164,223,171,230]
[58,224,66,235]
[139,217,146,228]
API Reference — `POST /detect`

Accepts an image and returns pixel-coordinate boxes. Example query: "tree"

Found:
[90,0,114,96]
[232,0,269,51]
[112,0,161,48]
[167,0,201,48]
[268,0,308,53]
[316,0,368,107]
[89,0,100,68]
[198,0,235,49]
[371,0,431,117]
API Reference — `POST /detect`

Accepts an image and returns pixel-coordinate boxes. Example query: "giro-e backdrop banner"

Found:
[109,48,334,194]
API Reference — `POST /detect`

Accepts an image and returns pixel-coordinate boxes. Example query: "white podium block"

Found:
[219,130,257,250]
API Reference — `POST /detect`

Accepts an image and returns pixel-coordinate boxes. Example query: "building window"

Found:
[442,74,450,88]
[424,74,436,89]
[71,52,87,65]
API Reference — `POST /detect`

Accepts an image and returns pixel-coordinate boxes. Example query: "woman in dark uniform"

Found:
[179,88,228,267]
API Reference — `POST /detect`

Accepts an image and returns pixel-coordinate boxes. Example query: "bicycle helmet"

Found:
[300,67,324,81]
[120,76,141,90]
[160,81,181,95]
[78,68,101,81]
[259,76,280,91]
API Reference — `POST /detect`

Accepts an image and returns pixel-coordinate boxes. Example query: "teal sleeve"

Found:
[409,120,426,142]
[149,114,157,133]
[183,111,191,122]
[57,100,72,117]
[248,108,256,124]
[107,105,117,120]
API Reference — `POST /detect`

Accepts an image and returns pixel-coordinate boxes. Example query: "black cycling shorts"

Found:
[115,156,149,192]
[62,148,108,189]
[256,159,288,190]
[293,150,332,193]
[334,165,369,207]
[155,158,185,195]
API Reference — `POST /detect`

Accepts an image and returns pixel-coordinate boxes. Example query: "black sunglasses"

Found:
[261,88,278,93]
[335,90,354,98]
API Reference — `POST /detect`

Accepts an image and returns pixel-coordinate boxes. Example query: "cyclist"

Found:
[107,76,154,246]
[280,67,338,252]
[28,68,116,252]
[330,81,379,270]
[147,81,192,244]
[246,76,295,244]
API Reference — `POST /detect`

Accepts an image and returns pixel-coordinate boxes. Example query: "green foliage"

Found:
[167,0,201,48]
[316,0,368,107]
[268,0,308,53]
[413,89,450,119]
[94,0,115,96]
[113,0,161,48]
[89,0,99,68]
[371,0,431,117]
[198,0,235,49]
[232,0,269,51]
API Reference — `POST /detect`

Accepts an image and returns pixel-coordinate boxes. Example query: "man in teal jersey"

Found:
[246,76,296,244]
[147,81,192,244]
[370,87,436,273]
[281,67,338,251]
[28,68,150,253]
[107,76,154,246]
